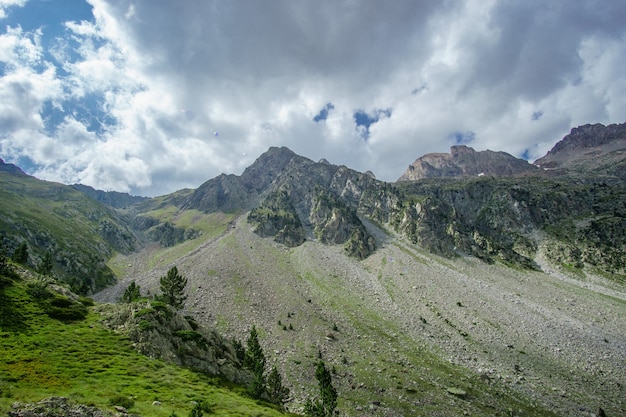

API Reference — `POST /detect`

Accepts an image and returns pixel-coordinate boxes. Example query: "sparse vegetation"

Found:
[121,281,141,303]
[159,266,188,310]
[304,361,337,417]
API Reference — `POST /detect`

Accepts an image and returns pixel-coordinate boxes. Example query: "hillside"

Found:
[0,160,138,293]
[0,268,289,417]
[97,210,625,417]
[2,122,625,416]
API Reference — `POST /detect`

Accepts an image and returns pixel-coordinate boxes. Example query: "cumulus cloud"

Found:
[0,0,625,195]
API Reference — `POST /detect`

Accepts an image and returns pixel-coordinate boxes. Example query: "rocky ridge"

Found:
[397,145,539,181]
[98,300,251,385]
[534,122,626,177]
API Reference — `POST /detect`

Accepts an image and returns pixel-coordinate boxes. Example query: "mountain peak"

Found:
[534,122,626,172]
[0,158,27,176]
[397,145,538,181]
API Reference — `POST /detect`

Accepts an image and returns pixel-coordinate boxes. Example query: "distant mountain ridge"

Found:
[71,183,148,209]
[534,122,626,177]
[397,145,539,181]
[0,158,28,176]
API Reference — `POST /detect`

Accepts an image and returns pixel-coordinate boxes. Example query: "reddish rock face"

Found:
[397,145,539,181]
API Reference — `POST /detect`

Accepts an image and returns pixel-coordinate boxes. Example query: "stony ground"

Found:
[96,214,626,417]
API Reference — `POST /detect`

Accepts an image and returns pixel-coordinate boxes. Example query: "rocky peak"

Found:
[534,122,626,173]
[397,145,538,181]
[0,158,27,176]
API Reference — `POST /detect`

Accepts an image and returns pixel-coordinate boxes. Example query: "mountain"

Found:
[0,168,138,293]
[397,145,540,181]
[0,157,28,175]
[534,122,626,177]
[2,122,625,416]
[71,183,148,208]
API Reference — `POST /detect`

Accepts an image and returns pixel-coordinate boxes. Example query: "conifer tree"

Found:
[122,281,141,303]
[244,325,266,399]
[37,251,53,276]
[158,266,187,309]
[12,242,28,264]
[267,365,290,409]
[304,361,337,417]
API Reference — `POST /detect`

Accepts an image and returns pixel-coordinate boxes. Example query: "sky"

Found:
[1,0,625,197]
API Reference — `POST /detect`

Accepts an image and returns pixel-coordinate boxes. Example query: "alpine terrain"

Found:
[1,122,625,417]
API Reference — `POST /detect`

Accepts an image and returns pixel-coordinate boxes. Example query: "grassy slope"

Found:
[0,172,135,291]
[0,275,288,417]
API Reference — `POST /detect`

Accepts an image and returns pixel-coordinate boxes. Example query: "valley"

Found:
[97,213,626,416]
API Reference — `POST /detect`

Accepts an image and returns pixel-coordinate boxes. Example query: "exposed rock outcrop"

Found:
[9,397,125,417]
[98,301,251,385]
[534,122,626,177]
[397,145,539,181]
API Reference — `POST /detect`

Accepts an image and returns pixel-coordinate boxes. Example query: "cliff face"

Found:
[398,145,539,181]
[534,122,626,177]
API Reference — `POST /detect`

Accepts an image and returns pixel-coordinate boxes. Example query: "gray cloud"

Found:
[0,0,625,195]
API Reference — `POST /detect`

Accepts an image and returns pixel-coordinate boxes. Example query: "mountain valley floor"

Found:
[97,214,626,416]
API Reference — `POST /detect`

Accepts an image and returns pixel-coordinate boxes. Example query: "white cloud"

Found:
[0,0,625,195]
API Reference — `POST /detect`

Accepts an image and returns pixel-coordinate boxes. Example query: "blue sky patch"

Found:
[449,131,475,145]
[313,102,334,122]
[353,108,392,140]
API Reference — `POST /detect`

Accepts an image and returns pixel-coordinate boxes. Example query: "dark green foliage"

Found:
[121,281,141,303]
[174,330,207,348]
[41,295,88,322]
[158,266,188,310]
[304,361,337,417]
[108,394,134,410]
[188,400,212,417]
[37,251,54,276]
[11,242,28,264]
[0,243,10,278]
[26,278,52,300]
[232,339,246,364]
[267,366,290,410]
[244,325,266,399]
[248,188,306,247]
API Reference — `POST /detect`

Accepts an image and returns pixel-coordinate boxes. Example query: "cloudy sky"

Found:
[1,0,625,196]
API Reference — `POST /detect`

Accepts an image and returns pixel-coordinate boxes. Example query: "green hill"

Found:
[0,269,290,417]
[0,165,138,293]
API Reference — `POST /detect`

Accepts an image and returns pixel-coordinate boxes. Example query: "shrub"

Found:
[108,394,134,410]
[174,330,207,348]
[42,296,88,322]
[138,320,154,331]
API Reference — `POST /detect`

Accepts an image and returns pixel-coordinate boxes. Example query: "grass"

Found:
[0,276,290,417]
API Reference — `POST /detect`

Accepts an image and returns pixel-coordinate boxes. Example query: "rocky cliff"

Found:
[98,300,251,385]
[397,145,539,181]
[534,122,626,177]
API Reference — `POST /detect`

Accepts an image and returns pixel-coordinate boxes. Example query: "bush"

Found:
[174,330,207,348]
[108,394,135,410]
[42,295,88,322]
[26,280,52,300]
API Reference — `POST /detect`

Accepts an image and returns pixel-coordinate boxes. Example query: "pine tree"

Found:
[158,266,187,309]
[12,242,28,264]
[304,361,337,417]
[267,365,290,409]
[244,325,266,399]
[122,281,141,303]
[37,251,53,276]
[0,242,9,277]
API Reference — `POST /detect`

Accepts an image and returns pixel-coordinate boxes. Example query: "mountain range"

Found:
[1,122,625,416]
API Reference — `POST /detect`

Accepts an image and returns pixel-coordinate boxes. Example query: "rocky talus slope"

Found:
[97,214,626,416]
